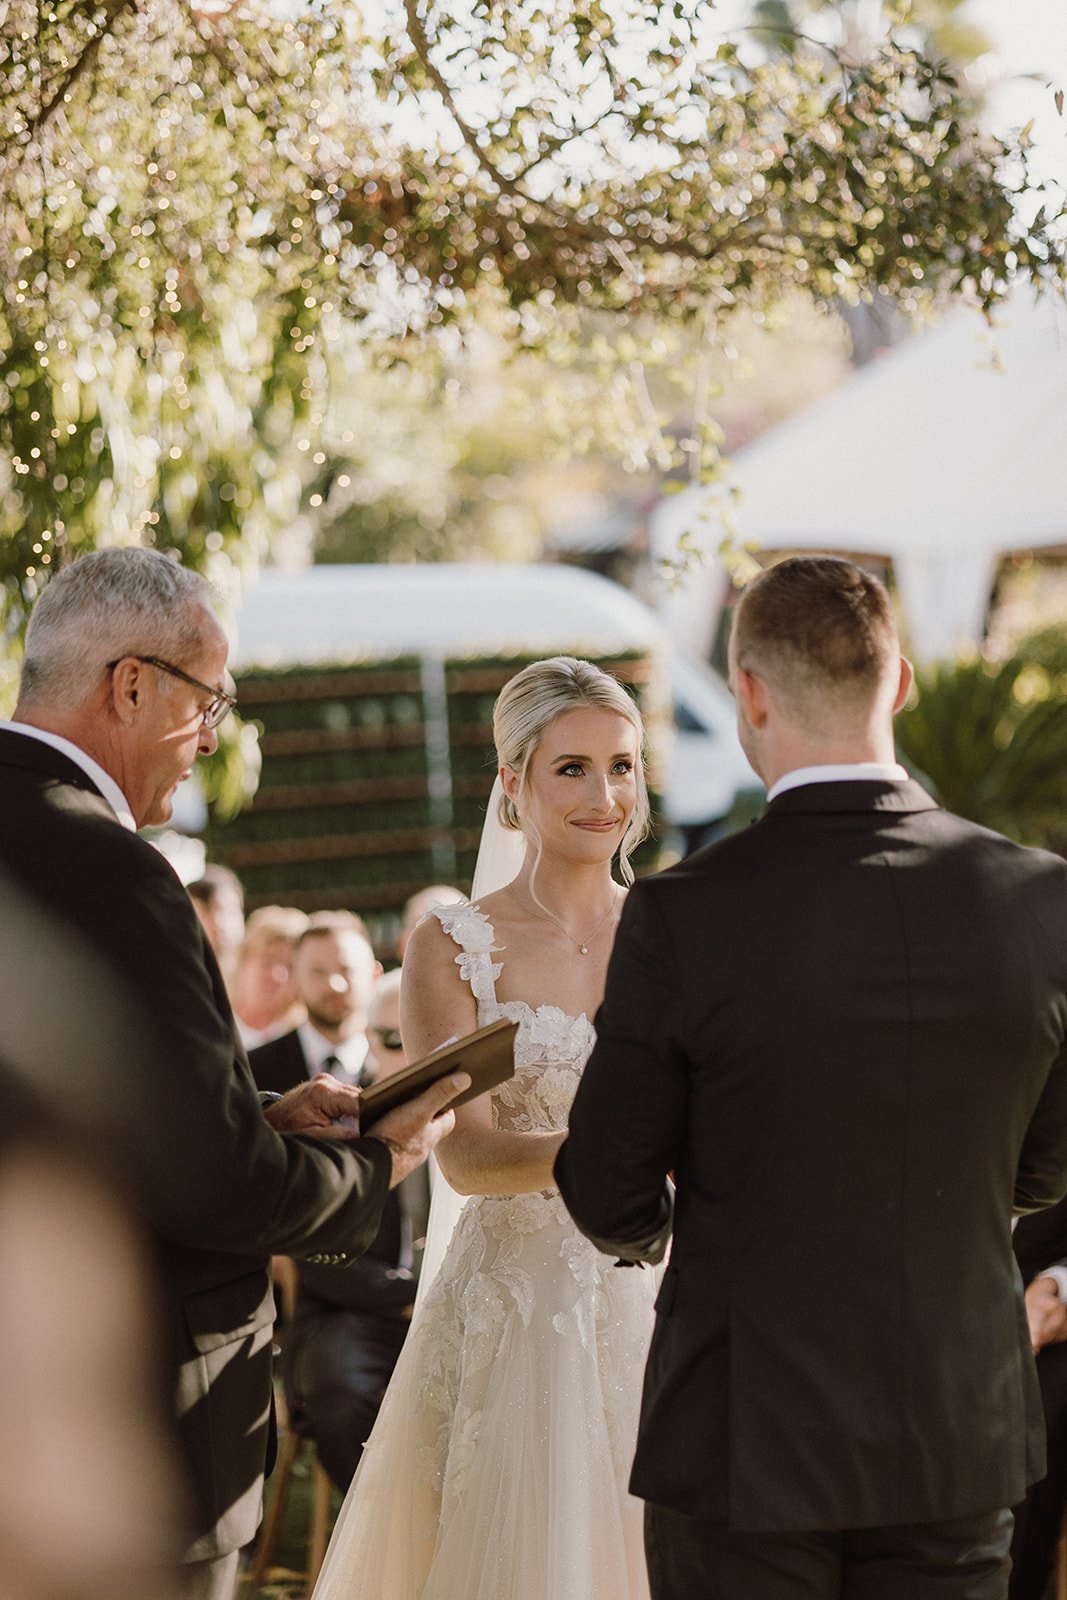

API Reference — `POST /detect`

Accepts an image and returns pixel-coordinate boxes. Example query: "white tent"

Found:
[231,561,663,668]
[650,288,1067,662]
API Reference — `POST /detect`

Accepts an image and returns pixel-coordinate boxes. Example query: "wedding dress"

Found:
[311,899,656,1600]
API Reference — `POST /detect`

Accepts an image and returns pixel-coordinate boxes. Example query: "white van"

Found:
[230,562,752,841]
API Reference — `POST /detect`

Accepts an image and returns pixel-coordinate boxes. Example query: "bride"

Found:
[311,655,658,1600]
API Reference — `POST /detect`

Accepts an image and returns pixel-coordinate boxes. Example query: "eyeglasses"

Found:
[371,1026,404,1051]
[107,655,237,730]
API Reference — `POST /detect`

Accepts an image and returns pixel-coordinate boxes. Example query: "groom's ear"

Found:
[736,665,769,730]
[891,657,914,716]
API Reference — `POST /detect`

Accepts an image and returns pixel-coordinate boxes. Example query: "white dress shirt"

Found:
[766,762,909,804]
[0,720,137,830]
[1038,1263,1067,1300]
[297,1019,370,1085]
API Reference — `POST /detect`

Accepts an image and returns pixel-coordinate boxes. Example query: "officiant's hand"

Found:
[370,1071,472,1189]
[1025,1274,1067,1352]
[263,1072,364,1137]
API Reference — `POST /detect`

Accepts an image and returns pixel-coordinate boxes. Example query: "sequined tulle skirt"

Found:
[311,1189,656,1600]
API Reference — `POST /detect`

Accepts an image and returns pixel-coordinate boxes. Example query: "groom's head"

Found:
[728,557,911,786]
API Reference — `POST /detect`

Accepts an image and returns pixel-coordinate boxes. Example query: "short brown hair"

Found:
[733,557,897,722]
[296,911,372,955]
[240,905,309,959]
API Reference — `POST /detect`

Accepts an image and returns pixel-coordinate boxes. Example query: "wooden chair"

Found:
[248,1427,333,1594]
[245,1257,334,1595]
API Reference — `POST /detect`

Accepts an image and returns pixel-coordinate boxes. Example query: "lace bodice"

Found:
[430,901,596,1135]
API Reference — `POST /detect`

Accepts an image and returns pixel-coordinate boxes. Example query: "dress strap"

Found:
[424,901,503,1010]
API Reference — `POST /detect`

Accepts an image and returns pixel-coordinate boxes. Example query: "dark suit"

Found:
[283,1164,430,1489]
[250,1028,316,1096]
[249,1026,367,1096]
[249,1024,427,1488]
[0,731,392,1564]
[557,781,1067,1596]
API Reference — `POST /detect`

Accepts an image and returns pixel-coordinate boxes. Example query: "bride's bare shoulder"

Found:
[469,885,513,923]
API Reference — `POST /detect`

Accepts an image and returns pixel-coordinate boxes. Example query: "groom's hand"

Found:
[368,1071,472,1189]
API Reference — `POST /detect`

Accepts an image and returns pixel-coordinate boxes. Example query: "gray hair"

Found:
[18,548,213,710]
[493,655,650,886]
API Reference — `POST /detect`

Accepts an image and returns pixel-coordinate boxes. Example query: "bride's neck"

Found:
[512,853,617,919]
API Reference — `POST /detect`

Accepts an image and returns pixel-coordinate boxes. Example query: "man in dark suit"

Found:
[0,548,467,1600]
[250,912,381,1095]
[277,970,431,1490]
[557,556,1067,1600]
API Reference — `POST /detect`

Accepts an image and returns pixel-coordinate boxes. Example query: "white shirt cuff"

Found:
[1038,1264,1067,1299]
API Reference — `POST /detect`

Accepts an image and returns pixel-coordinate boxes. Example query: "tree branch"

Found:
[402,0,525,201]
[22,0,140,144]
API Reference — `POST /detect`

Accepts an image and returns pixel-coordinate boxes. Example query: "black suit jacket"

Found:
[1014,1196,1067,1289]
[250,1034,429,1315]
[557,780,1067,1533]
[293,1161,431,1322]
[249,1029,313,1097]
[250,1029,368,1095]
[0,730,392,1560]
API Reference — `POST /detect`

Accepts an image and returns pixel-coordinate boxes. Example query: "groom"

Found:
[556,556,1067,1600]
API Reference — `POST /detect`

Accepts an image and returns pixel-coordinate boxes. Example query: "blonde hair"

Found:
[492,656,650,885]
[239,905,309,959]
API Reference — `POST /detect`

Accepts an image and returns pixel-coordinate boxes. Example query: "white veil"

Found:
[414,775,526,1308]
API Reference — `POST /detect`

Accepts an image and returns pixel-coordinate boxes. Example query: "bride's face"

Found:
[510,706,639,866]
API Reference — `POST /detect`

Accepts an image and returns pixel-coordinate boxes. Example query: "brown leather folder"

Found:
[358,1017,519,1131]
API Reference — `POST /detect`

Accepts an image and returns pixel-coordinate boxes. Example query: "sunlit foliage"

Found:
[1,0,1063,699]
[896,630,1067,849]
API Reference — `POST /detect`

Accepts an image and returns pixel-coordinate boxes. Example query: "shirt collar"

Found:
[0,721,137,830]
[297,1019,369,1081]
[766,762,909,804]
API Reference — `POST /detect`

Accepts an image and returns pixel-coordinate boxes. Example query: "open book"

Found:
[358,1016,519,1132]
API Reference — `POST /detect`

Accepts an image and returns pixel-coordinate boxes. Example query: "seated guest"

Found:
[249,913,381,1093]
[231,905,308,1049]
[187,864,245,987]
[1010,1199,1067,1600]
[281,969,430,1491]
[396,883,465,963]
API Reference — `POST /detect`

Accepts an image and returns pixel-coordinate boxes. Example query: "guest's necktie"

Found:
[321,1053,342,1077]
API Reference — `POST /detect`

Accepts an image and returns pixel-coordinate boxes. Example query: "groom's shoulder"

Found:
[638,803,1067,897]
[923,800,1063,863]
[933,805,1067,889]
[638,823,764,897]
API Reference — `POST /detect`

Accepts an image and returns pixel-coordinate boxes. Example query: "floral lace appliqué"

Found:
[427,900,503,1007]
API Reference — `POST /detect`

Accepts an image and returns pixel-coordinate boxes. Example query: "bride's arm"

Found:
[401,917,563,1197]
